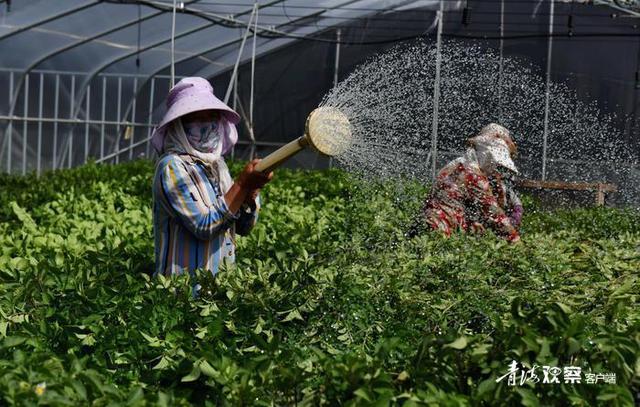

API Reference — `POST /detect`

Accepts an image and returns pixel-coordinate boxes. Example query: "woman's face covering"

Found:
[182,110,222,153]
[475,144,498,174]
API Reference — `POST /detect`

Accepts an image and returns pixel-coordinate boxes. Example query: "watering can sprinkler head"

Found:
[304,107,352,156]
[254,107,352,173]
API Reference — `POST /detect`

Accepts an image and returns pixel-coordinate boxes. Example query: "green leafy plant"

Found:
[0,160,637,405]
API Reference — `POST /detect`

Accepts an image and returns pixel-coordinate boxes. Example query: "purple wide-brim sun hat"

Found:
[151,77,241,153]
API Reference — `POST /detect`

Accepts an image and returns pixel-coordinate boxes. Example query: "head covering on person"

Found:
[465,124,518,174]
[151,77,241,193]
[468,123,518,158]
[475,138,518,173]
[152,77,240,154]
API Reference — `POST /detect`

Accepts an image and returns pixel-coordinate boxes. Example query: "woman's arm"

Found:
[224,159,272,213]
[160,157,237,240]
[466,171,520,242]
[506,188,523,227]
[160,158,272,240]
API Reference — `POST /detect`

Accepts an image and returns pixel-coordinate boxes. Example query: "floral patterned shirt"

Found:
[489,172,523,229]
[423,149,519,241]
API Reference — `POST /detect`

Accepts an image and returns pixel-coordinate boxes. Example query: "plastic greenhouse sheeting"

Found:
[1,1,638,208]
[0,1,447,75]
[0,0,452,174]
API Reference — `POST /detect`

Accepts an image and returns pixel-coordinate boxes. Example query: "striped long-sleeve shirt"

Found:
[153,154,259,277]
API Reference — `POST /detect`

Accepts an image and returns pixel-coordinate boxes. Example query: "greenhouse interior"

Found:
[0,0,639,405]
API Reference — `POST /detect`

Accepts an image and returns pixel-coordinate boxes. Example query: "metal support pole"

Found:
[224,4,258,104]
[84,85,91,163]
[96,136,153,163]
[330,28,342,169]
[130,77,138,160]
[497,0,505,120]
[37,73,44,176]
[233,72,238,112]
[249,2,259,159]
[431,0,444,180]
[53,74,59,170]
[333,29,341,89]
[231,72,238,160]
[68,75,75,168]
[146,77,156,158]
[116,77,122,164]
[22,74,29,175]
[542,0,554,181]
[101,76,107,160]
[7,71,13,173]
[171,0,178,87]
[233,91,256,151]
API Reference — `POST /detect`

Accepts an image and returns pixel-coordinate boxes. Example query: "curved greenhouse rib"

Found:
[115,0,353,131]
[96,1,290,163]
[0,0,101,41]
[65,0,282,165]
[192,0,425,81]
[133,0,428,90]
[7,0,202,116]
[23,10,164,77]
[68,0,280,121]
[3,10,165,140]
[0,1,200,161]
[70,0,428,122]
[121,0,413,119]
[106,0,419,162]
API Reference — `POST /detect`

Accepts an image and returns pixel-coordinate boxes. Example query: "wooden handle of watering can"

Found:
[255,136,309,173]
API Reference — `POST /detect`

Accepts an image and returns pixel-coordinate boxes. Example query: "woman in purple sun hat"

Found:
[151,77,273,287]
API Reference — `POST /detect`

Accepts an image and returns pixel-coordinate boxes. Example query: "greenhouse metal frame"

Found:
[1,0,639,197]
[1,0,455,175]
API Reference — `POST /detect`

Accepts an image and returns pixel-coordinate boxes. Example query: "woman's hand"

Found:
[224,159,273,214]
[236,159,273,191]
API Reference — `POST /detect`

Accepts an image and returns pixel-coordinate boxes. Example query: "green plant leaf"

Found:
[445,336,468,350]
[152,356,171,370]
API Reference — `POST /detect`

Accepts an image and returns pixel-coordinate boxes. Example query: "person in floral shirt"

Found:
[422,123,521,242]
[489,167,523,230]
